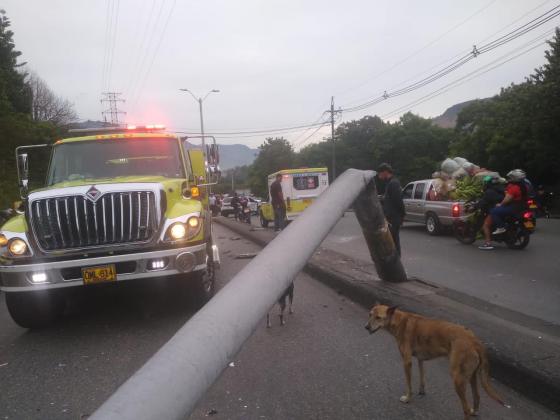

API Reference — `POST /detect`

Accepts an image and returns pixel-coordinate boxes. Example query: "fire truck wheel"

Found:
[5,291,65,329]
[190,265,215,308]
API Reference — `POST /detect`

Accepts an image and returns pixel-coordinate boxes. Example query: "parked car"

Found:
[402,179,466,235]
[247,196,261,215]
[220,197,234,217]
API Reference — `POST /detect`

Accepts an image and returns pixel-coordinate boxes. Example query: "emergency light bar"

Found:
[68,124,166,135]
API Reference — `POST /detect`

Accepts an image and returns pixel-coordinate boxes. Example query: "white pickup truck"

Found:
[402,179,466,235]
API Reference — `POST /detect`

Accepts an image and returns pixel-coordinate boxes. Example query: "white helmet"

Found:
[506,169,526,182]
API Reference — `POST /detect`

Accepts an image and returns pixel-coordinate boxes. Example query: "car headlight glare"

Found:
[170,223,187,240]
[8,238,28,256]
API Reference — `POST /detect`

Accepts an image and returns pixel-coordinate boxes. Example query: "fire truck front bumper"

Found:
[0,244,218,292]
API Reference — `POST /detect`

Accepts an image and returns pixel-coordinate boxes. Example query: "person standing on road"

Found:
[376,163,405,255]
[270,173,286,231]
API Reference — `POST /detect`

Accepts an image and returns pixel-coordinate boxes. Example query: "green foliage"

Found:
[0,10,31,114]
[452,28,560,184]
[214,165,250,194]
[0,10,67,208]
[296,114,454,185]
[248,137,295,198]
[450,177,483,201]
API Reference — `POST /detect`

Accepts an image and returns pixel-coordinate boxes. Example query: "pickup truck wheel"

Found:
[425,213,441,236]
[5,291,64,329]
[260,211,269,228]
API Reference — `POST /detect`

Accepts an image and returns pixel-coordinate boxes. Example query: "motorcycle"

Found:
[453,202,535,250]
[239,206,251,224]
[235,204,251,224]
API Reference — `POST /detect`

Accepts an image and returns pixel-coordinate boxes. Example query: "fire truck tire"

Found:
[5,291,65,329]
[190,265,215,308]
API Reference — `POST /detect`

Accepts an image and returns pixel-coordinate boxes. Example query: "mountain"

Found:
[431,100,479,128]
[184,141,258,170]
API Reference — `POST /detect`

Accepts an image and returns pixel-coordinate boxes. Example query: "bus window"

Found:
[293,175,319,190]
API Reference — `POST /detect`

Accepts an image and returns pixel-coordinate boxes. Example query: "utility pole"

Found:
[326,96,342,181]
[101,92,126,125]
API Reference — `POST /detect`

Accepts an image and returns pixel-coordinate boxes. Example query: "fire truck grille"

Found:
[30,191,158,251]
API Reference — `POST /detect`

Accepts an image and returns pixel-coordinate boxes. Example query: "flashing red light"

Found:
[125,124,166,131]
[523,211,532,219]
[452,203,460,218]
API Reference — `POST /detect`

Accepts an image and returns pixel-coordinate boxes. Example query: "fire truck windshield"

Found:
[47,138,184,185]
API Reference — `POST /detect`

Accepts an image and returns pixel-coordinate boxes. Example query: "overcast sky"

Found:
[3,0,558,148]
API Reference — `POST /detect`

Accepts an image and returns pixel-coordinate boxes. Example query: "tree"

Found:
[29,72,77,125]
[248,137,295,198]
[296,113,454,185]
[453,28,560,184]
[0,9,31,114]
[0,11,69,208]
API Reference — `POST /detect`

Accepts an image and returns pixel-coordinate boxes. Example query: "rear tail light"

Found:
[452,203,460,218]
[523,211,532,219]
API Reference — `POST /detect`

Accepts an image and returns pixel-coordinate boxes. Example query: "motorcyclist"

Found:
[474,176,504,214]
[239,195,250,223]
[476,176,504,251]
[479,169,527,250]
[231,192,241,220]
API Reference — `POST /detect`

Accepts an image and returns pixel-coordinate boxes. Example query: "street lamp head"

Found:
[211,89,220,93]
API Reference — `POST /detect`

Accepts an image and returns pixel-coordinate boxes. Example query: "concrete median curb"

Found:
[215,216,560,414]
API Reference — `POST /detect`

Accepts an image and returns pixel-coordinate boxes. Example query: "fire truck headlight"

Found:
[170,223,187,240]
[8,238,28,256]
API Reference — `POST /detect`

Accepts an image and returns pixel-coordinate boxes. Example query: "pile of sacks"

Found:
[431,157,501,199]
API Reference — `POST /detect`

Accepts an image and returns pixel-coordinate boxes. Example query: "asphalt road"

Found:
[320,214,560,325]
[0,223,556,419]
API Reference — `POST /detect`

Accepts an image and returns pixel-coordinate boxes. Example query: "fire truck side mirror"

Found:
[17,153,29,198]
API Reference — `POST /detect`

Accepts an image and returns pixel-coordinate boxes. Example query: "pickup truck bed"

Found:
[402,179,465,235]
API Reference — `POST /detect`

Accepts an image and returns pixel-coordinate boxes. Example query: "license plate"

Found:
[529,204,538,209]
[524,221,534,229]
[82,264,117,285]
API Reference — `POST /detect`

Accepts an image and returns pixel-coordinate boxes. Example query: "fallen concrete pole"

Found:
[353,176,407,282]
[91,168,404,420]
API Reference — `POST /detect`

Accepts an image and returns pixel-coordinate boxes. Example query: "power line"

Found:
[381,29,555,120]
[173,120,327,137]
[132,0,178,107]
[101,0,113,92]
[294,123,329,149]
[128,0,169,107]
[341,4,560,113]
[290,111,328,144]
[338,0,555,109]
[125,0,158,99]
[335,0,498,102]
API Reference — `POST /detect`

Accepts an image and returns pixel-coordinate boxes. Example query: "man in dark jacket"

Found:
[270,173,286,231]
[377,163,405,255]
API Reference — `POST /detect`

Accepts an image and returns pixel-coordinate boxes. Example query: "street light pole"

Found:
[198,98,205,139]
[179,88,220,155]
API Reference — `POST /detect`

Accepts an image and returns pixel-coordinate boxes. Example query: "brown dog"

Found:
[365,304,509,419]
